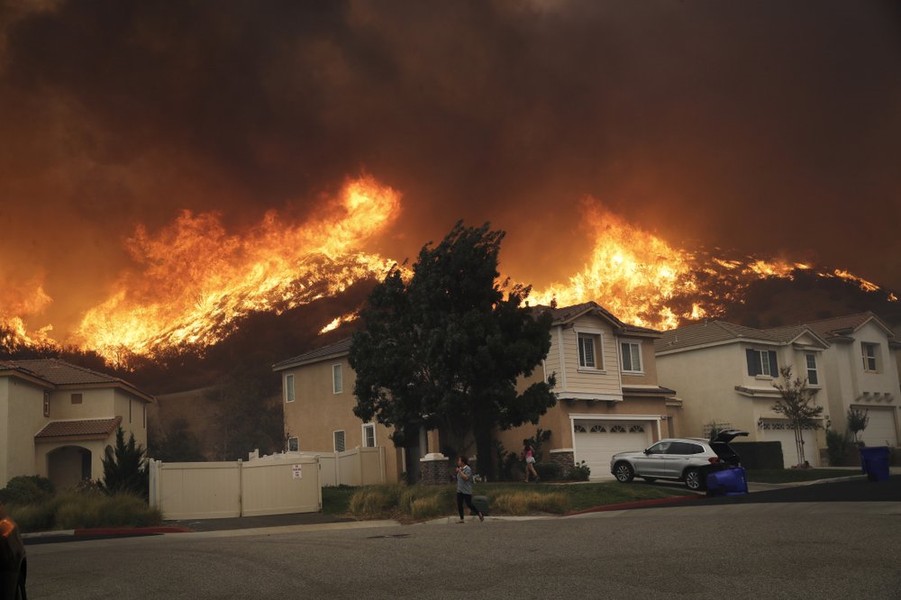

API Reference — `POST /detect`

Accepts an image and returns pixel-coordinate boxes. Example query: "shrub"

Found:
[348,485,403,518]
[567,461,591,482]
[8,491,162,533]
[491,491,567,515]
[826,429,856,466]
[0,475,55,506]
[534,462,561,481]
[7,502,56,533]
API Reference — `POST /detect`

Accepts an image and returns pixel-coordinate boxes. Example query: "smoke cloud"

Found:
[1,0,899,339]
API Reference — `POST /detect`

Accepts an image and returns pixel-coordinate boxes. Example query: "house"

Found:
[273,339,405,483]
[275,302,678,482]
[802,313,900,447]
[0,358,154,489]
[494,302,678,479]
[655,320,838,468]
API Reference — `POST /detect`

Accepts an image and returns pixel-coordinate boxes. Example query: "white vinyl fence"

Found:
[149,454,321,520]
[296,446,387,487]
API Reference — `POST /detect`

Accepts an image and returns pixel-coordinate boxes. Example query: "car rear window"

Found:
[667,442,705,455]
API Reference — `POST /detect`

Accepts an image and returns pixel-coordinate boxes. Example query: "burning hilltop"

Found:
[0,177,896,364]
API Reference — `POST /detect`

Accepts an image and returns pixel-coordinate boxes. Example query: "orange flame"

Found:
[530,203,697,329]
[72,176,401,359]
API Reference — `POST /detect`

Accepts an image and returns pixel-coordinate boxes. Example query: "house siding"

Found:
[557,315,624,400]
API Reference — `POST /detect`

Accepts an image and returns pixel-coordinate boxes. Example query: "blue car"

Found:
[0,505,26,600]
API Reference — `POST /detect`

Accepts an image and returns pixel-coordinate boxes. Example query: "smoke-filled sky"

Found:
[1,0,900,340]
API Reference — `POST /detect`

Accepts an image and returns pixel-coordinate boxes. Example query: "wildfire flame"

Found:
[1,179,894,362]
[72,176,401,359]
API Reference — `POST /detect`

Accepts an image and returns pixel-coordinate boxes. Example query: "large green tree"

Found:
[349,222,556,479]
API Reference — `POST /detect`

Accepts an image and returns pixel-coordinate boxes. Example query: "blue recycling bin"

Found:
[859,446,891,482]
[706,466,748,496]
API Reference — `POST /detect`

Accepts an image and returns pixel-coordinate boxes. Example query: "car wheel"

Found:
[641,477,657,483]
[613,462,634,483]
[16,572,26,600]
[684,468,704,491]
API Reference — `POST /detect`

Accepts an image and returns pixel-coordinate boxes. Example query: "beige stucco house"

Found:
[802,313,900,447]
[0,359,154,489]
[654,313,901,468]
[275,302,678,482]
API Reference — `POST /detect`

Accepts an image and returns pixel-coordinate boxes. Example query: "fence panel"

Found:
[242,455,321,517]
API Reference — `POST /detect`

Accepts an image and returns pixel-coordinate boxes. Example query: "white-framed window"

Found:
[577,331,603,370]
[362,423,376,448]
[43,392,50,417]
[285,373,296,403]
[620,341,643,373]
[333,430,346,452]
[287,436,299,452]
[332,364,343,394]
[746,348,777,377]
[805,353,819,385]
[861,342,880,373]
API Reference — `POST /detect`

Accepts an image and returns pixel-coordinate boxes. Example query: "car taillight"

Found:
[708,457,720,464]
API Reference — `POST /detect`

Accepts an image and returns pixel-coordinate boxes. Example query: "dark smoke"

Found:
[1,0,899,339]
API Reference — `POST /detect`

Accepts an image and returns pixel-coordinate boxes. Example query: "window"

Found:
[578,332,602,369]
[667,442,704,455]
[861,343,879,373]
[621,341,642,373]
[129,399,132,423]
[43,392,50,417]
[287,436,299,452]
[805,353,819,385]
[332,364,343,394]
[746,349,778,377]
[362,423,376,447]
[71,393,83,405]
[333,430,346,452]
[285,374,296,403]
[647,441,671,454]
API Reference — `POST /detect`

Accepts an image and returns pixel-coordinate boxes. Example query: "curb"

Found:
[23,525,191,544]
[567,494,701,515]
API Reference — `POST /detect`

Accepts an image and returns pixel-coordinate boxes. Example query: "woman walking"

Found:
[454,456,484,523]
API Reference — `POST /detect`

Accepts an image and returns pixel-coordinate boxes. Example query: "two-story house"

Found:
[803,313,900,447]
[654,320,835,468]
[494,302,678,479]
[0,358,154,489]
[275,302,678,482]
[273,339,405,483]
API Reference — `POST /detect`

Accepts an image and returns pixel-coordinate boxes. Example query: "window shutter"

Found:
[746,349,758,376]
[768,351,778,376]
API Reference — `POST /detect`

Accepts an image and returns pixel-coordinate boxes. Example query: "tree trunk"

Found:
[474,421,495,481]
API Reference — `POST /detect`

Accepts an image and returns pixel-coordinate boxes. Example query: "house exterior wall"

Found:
[550,314,624,400]
[1,378,50,486]
[281,356,402,483]
[819,322,900,445]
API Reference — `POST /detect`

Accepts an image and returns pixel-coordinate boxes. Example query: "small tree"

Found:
[846,407,869,445]
[102,426,149,498]
[772,366,823,467]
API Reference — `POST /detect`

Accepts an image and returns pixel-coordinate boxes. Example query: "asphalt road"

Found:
[24,492,901,599]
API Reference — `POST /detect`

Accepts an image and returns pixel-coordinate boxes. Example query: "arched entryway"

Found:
[47,446,92,489]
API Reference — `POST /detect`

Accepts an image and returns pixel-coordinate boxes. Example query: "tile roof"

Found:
[655,320,781,353]
[35,417,122,440]
[801,312,893,340]
[2,358,153,401]
[273,337,353,370]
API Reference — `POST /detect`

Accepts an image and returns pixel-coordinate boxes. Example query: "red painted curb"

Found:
[567,494,700,516]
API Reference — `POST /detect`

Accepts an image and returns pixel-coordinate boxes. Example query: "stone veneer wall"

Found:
[549,450,575,479]
[420,455,451,485]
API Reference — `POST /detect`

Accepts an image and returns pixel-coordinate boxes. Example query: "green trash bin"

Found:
[859,446,891,482]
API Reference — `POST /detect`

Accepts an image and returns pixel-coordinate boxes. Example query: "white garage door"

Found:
[762,424,819,468]
[860,407,898,447]
[573,420,653,480]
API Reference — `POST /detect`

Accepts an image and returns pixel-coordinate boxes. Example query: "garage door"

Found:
[762,423,819,468]
[860,407,898,447]
[573,420,653,480]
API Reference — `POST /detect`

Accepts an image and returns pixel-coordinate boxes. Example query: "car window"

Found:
[667,442,705,455]
[647,441,670,454]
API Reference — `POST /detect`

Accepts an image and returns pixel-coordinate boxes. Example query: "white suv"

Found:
[610,430,748,491]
